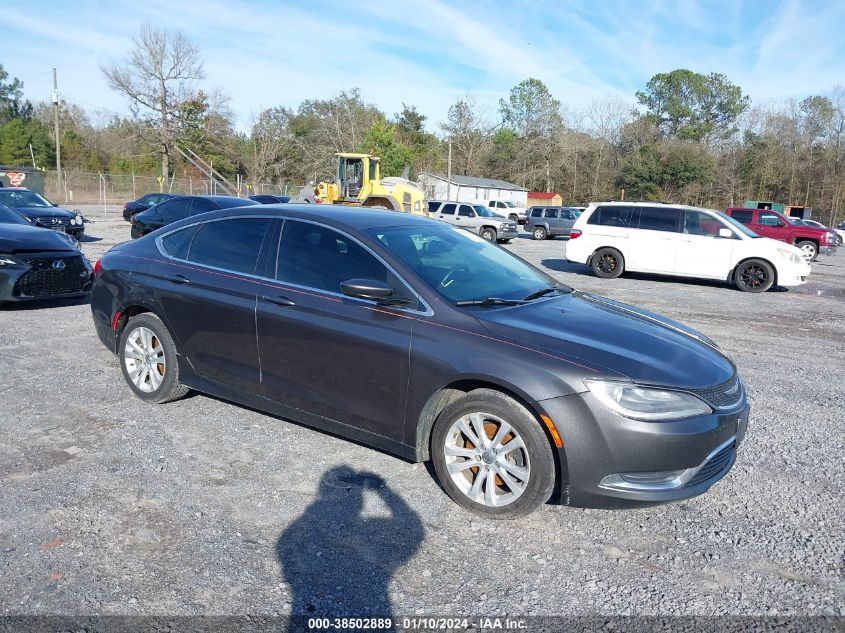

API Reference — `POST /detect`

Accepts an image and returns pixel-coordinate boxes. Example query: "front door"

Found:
[674,210,736,279]
[256,220,415,441]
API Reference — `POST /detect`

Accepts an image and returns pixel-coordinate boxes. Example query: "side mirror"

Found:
[340,279,395,301]
[777,221,786,227]
[53,202,60,207]
[718,228,734,239]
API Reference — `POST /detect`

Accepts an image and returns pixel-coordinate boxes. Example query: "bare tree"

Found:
[102,24,204,179]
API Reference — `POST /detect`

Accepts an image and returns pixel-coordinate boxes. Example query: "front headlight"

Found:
[777,248,802,264]
[586,380,711,421]
[0,254,23,266]
[74,215,83,225]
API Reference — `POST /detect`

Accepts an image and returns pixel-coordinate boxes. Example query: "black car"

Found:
[250,194,291,204]
[0,188,86,238]
[130,195,260,238]
[123,192,178,222]
[92,205,748,518]
[0,204,92,302]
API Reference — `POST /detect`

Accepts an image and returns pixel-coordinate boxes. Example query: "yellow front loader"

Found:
[314,153,427,216]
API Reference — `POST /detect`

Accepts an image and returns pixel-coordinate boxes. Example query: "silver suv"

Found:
[431,201,519,243]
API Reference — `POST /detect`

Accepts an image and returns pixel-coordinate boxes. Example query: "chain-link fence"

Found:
[43,170,304,205]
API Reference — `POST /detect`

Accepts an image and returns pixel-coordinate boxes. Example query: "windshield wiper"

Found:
[454,297,526,307]
[522,286,570,301]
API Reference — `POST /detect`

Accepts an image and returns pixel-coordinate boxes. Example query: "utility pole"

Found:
[52,68,63,200]
[447,140,452,200]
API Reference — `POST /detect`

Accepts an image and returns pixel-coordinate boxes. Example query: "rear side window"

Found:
[440,203,456,215]
[587,206,634,228]
[730,209,754,224]
[637,207,681,232]
[160,226,198,259]
[187,218,272,275]
[545,208,558,219]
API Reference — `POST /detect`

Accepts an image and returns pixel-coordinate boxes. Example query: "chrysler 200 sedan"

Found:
[90,205,749,519]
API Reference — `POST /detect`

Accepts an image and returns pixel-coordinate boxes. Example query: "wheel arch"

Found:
[362,195,400,211]
[413,378,567,493]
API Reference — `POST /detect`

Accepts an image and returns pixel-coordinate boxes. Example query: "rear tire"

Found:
[508,214,519,223]
[734,258,775,293]
[532,227,547,240]
[591,247,624,279]
[795,240,818,261]
[119,313,189,403]
[431,389,556,519]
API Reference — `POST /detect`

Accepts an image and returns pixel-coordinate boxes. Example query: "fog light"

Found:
[600,469,688,491]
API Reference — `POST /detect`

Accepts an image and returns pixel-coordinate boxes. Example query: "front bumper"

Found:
[776,259,812,287]
[538,391,749,508]
[497,227,519,239]
[0,252,93,302]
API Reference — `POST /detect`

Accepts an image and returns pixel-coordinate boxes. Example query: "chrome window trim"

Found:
[154,214,434,317]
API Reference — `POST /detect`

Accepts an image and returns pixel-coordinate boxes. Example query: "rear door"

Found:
[583,205,634,255]
[153,217,273,393]
[627,206,682,273]
[437,203,457,225]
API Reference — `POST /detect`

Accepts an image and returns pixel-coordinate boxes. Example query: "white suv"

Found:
[488,200,527,225]
[565,202,811,293]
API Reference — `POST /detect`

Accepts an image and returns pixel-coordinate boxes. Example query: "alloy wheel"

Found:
[596,253,618,274]
[738,263,767,289]
[443,412,530,507]
[123,326,166,393]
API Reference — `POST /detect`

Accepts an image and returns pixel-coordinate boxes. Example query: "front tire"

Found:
[734,259,775,293]
[795,240,818,261]
[431,389,556,519]
[119,313,189,403]
[480,228,497,242]
[591,247,624,279]
[532,226,547,240]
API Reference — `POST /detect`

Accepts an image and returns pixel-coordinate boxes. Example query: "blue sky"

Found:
[4,0,845,132]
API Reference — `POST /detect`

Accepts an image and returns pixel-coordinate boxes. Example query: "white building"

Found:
[418,173,528,207]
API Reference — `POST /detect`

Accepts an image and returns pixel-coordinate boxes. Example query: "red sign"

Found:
[7,172,26,187]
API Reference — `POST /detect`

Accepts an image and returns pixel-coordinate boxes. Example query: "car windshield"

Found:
[0,190,53,208]
[367,224,569,303]
[472,205,497,217]
[0,204,28,224]
[503,201,517,208]
[718,211,759,238]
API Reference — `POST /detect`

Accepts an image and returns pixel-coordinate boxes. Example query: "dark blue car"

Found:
[0,188,85,238]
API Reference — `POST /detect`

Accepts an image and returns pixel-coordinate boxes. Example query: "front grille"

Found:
[689,375,743,410]
[687,441,735,486]
[39,217,71,228]
[14,255,89,298]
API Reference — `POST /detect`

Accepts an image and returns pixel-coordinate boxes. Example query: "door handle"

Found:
[261,294,296,307]
[164,273,190,284]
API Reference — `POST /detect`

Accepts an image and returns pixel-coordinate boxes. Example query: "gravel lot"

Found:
[1,206,843,620]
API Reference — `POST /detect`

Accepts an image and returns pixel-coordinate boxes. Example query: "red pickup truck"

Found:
[724,207,836,261]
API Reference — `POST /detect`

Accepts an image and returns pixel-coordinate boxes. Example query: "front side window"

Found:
[730,209,754,225]
[758,212,782,226]
[458,205,474,217]
[159,198,193,221]
[187,218,271,274]
[368,224,566,303]
[683,210,723,237]
[638,207,681,232]
[587,206,634,227]
[277,221,390,294]
[190,198,217,215]
[530,208,542,217]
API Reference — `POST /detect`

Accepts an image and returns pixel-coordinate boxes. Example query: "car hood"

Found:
[0,223,79,252]
[476,291,735,390]
[15,206,76,219]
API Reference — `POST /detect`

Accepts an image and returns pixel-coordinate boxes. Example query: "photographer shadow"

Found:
[277,466,424,621]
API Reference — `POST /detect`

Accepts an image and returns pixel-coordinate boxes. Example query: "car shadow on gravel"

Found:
[541,259,595,276]
[77,235,103,243]
[277,466,424,620]
[0,295,91,311]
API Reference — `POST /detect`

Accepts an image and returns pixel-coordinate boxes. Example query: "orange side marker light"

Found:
[540,414,563,448]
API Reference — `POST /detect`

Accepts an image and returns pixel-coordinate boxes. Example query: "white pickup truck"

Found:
[488,200,527,225]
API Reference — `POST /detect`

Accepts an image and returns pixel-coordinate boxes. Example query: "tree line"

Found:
[1,25,844,224]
